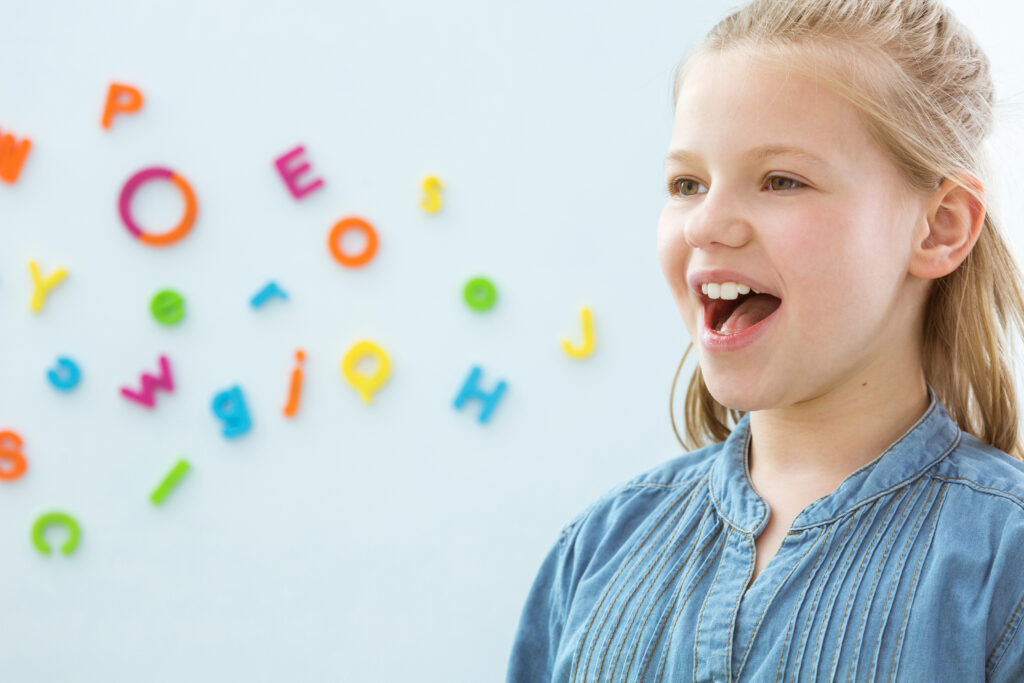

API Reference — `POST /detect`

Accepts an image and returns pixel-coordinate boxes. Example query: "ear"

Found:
[908,173,986,280]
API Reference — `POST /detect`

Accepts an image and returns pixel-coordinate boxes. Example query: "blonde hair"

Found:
[668,0,1024,460]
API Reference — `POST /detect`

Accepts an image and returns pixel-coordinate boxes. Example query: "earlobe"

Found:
[908,173,985,280]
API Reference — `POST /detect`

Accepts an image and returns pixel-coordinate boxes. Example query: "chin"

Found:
[700,363,768,413]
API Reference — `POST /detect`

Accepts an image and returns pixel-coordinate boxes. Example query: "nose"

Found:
[682,186,752,250]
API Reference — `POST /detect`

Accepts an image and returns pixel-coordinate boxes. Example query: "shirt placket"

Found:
[692,525,752,682]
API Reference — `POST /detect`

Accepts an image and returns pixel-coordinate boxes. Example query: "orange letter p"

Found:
[102,82,144,129]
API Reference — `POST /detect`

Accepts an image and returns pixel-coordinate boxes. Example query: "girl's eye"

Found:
[666,174,805,197]
[766,175,804,191]
[667,178,707,197]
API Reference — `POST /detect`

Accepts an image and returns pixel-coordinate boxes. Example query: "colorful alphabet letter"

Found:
[283,349,306,417]
[561,306,595,358]
[341,340,390,404]
[420,174,443,213]
[211,385,252,438]
[328,216,378,267]
[47,357,81,391]
[250,281,288,308]
[119,167,197,247]
[0,430,27,481]
[121,355,175,408]
[150,289,186,325]
[463,276,497,312]
[28,260,68,313]
[150,458,191,505]
[31,511,81,555]
[274,145,323,199]
[0,126,32,184]
[452,365,507,424]
[101,82,144,129]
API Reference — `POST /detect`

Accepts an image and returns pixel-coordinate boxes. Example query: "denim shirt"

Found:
[505,384,1024,682]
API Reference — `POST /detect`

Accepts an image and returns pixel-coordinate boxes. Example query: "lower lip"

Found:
[700,300,781,352]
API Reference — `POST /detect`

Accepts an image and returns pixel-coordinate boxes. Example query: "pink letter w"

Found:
[121,355,175,408]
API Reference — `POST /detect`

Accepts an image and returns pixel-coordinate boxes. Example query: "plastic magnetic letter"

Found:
[274,145,324,199]
[341,340,390,405]
[328,216,378,267]
[250,280,288,308]
[150,458,191,505]
[28,260,68,313]
[452,365,507,424]
[101,82,144,129]
[121,355,175,408]
[211,385,252,437]
[561,306,595,358]
[118,167,198,246]
[420,174,443,213]
[463,276,497,312]
[151,289,185,325]
[0,126,32,184]
[47,357,81,391]
[31,511,81,555]
[0,429,27,481]
[283,349,306,417]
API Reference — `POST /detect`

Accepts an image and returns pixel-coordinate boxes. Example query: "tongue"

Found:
[719,294,781,334]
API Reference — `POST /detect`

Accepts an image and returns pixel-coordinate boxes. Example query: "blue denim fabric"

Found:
[506,384,1024,681]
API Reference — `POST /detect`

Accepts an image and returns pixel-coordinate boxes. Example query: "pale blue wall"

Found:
[0,0,1021,681]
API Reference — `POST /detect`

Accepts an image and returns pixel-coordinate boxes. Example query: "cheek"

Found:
[656,206,691,295]
[766,215,845,331]
[772,219,886,335]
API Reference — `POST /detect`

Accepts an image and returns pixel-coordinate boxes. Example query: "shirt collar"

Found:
[707,382,962,535]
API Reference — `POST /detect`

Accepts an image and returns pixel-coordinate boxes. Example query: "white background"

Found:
[1,1,1023,681]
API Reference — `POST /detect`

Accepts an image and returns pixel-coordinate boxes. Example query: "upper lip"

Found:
[687,268,781,304]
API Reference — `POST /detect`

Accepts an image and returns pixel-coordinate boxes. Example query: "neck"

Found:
[746,368,930,499]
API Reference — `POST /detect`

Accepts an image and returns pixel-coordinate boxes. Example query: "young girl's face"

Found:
[657,50,930,411]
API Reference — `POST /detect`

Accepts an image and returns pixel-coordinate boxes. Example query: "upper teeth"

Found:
[701,281,761,299]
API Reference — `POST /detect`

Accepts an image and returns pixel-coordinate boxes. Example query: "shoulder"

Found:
[559,440,724,545]
[924,431,1024,679]
[928,430,1024,514]
[924,429,1024,561]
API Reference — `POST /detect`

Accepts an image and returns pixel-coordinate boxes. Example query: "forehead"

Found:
[668,50,872,169]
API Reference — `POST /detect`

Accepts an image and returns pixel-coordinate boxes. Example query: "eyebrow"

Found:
[663,144,829,169]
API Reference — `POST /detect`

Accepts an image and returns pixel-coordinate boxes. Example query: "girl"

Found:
[506,0,1024,681]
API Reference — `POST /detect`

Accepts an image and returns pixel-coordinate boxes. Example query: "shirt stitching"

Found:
[789,430,961,532]
[774,526,833,683]
[728,529,756,683]
[795,396,940,521]
[569,479,702,682]
[653,531,725,683]
[692,532,728,683]
[889,482,948,681]
[734,527,821,680]
[708,477,765,535]
[868,477,936,679]
[847,477,926,681]
[926,474,1024,512]
[827,490,904,681]
[618,490,712,681]
[808,500,879,679]
[555,529,568,628]
[987,591,1024,676]
[792,517,854,680]
[600,481,705,681]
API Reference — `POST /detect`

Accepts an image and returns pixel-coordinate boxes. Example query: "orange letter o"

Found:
[328,216,378,267]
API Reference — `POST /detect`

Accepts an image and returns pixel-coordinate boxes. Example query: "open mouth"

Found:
[705,291,782,335]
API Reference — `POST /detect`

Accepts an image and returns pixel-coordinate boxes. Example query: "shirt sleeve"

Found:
[987,592,1024,682]
[504,528,570,683]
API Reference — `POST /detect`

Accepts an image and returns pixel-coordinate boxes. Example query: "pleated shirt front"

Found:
[506,385,1024,682]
